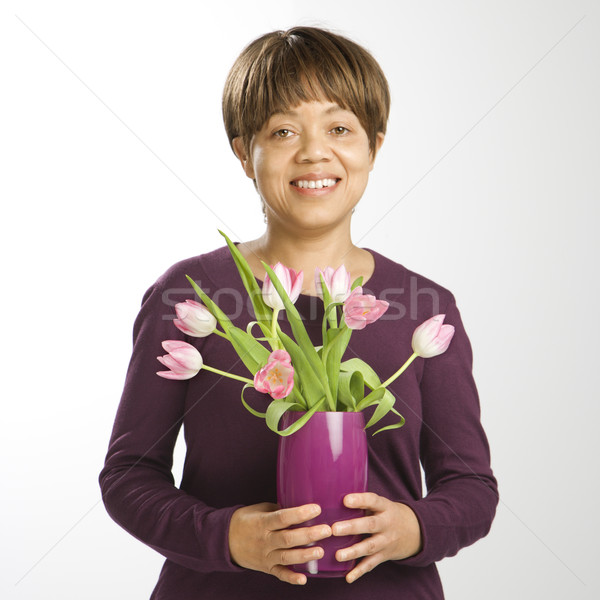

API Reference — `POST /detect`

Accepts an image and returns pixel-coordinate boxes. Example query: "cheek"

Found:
[254,153,287,187]
[342,149,374,178]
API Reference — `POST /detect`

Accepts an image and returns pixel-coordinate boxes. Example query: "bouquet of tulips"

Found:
[157,231,455,436]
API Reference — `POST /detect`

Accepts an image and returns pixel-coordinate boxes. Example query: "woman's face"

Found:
[233,100,384,233]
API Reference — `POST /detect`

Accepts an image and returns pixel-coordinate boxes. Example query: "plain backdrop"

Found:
[2,1,599,598]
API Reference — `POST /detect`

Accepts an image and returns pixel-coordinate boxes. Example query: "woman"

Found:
[100,27,498,599]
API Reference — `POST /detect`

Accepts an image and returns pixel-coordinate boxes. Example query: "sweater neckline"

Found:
[230,241,384,296]
[222,242,387,324]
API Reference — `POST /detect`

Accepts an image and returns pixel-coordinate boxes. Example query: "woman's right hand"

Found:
[228,502,332,585]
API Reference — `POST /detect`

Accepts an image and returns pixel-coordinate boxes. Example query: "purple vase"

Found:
[276,411,368,578]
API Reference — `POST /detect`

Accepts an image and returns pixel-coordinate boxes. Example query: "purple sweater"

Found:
[99,244,498,599]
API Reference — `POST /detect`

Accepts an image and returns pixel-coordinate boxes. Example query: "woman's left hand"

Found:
[331,492,423,583]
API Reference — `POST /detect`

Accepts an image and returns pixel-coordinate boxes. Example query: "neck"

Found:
[242,223,369,296]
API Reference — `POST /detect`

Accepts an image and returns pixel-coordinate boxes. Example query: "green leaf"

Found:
[246,320,274,341]
[340,357,383,391]
[337,370,364,411]
[218,230,273,326]
[372,417,406,436]
[227,326,270,374]
[240,383,267,418]
[356,386,386,411]
[276,329,328,408]
[323,326,352,408]
[266,397,326,436]
[349,370,365,405]
[363,388,395,428]
[337,371,355,409]
[262,262,335,411]
[186,275,234,333]
[351,275,363,291]
[317,272,337,333]
[265,399,304,433]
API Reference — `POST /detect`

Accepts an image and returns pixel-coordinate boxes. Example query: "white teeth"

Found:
[293,178,338,189]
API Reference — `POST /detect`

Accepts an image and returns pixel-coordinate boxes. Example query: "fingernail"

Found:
[338,552,347,561]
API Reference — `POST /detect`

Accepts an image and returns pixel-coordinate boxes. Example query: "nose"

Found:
[295,130,332,163]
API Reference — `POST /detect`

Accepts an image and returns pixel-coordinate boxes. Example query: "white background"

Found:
[2,1,599,598]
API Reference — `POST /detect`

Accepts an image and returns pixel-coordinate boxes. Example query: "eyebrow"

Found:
[271,105,348,118]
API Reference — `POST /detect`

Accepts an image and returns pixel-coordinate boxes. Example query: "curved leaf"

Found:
[338,370,363,410]
[240,383,267,418]
[266,397,326,436]
[340,357,383,391]
[364,388,395,429]
[372,416,406,436]
[246,320,274,341]
[265,399,304,434]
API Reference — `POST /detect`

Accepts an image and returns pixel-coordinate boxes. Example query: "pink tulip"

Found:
[411,314,455,358]
[262,262,304,311]
[342,286,389,330]
[156,340,203,380]
[314,265,352,303]
[253,349,295,399]
[173,299,217,337]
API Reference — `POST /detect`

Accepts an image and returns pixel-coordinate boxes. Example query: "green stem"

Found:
[212,328,230,340]
[321,301,341,346]
[380,352,419,388]
[321,325,347,367]
[202,364,255,385]
[271,309,281,349]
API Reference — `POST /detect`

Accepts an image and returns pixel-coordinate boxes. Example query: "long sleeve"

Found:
[98,277,244,573]
[399,298,499,567]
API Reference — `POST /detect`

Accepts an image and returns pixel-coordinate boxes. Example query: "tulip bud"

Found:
[157,340,203,380]
[342,286,389,330]
[411,315,455,358]
[314,265,352,303]
[262,262,304,311]
[173,299,217,337]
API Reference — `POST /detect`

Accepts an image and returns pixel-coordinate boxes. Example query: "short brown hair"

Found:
[222,26,390,156]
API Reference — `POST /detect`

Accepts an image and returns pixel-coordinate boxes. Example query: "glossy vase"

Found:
[276,411,368,578]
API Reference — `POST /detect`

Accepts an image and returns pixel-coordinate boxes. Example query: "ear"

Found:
[232,137,255,179]
[369,132,385,171]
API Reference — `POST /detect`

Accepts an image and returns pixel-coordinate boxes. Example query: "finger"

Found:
[331,512,380,537]
[269,564,308,586]
[274,544,324,567]
[344,552,385,584]
[335,533,385,562]
[343,492,388,511]
[267,503,321,530]
[271,523,332,549]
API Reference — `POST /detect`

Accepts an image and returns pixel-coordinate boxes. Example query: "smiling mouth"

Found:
[290,178,340,189]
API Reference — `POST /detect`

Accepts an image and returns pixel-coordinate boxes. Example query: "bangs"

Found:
[223,27,390,154]
[252,37,360,123]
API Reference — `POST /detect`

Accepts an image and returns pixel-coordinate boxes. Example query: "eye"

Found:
[331,126,350,136]
[274,129,293,138]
